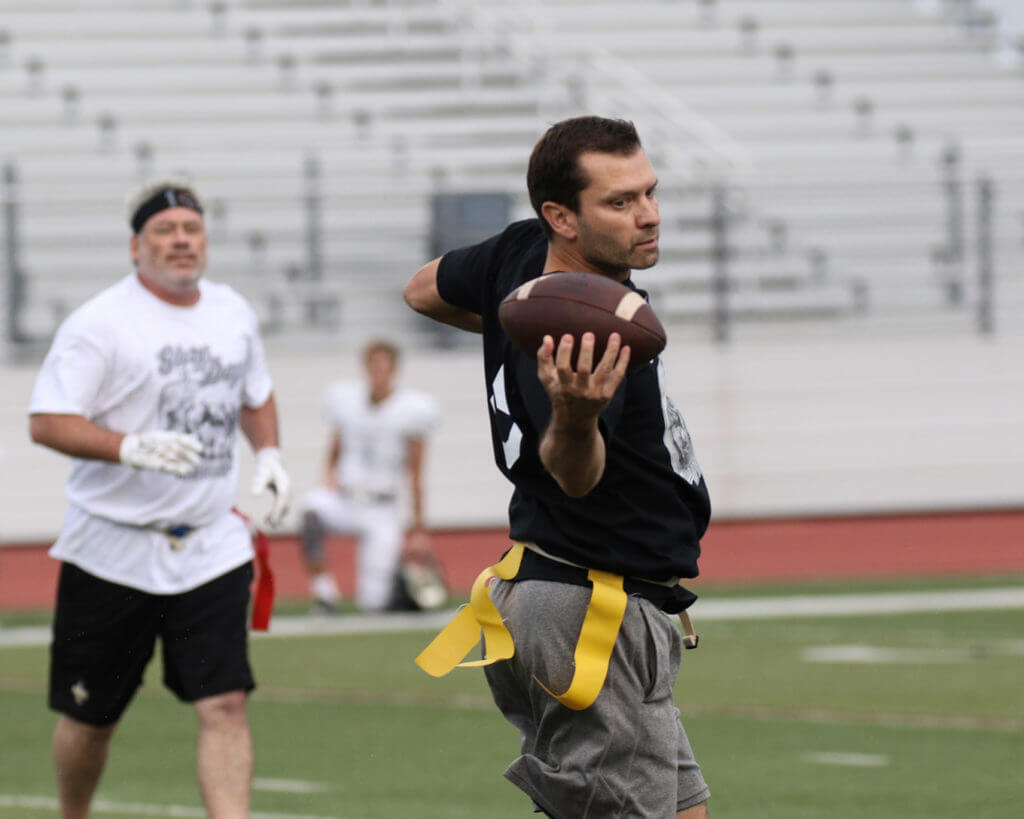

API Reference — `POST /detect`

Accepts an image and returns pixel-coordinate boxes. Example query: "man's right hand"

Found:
[119,431,204,476]
[537,331,630,426]
[535,332,630,498]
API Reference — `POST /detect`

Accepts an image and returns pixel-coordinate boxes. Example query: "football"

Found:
[498,272,666,373]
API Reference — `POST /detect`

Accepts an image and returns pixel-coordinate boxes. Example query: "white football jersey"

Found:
[324,381,439,497]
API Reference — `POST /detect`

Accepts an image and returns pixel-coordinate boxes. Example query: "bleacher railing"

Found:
[443,0,752,184]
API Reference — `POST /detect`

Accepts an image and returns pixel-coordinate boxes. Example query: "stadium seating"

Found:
[498,0,1023,334]
[1,0,1021,349]
[0,0,539,341]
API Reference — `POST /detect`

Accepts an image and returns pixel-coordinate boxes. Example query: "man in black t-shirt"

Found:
[405,116,712,818]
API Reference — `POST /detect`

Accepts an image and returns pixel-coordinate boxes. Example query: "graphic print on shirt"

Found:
[156,344,246,478]
[489,365,522,470]
[657,362,702,486]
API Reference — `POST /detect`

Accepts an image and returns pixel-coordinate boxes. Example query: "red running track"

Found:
[2,510,1023,611]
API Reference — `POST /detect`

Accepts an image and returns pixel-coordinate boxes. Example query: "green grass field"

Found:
[2,576,1023,818]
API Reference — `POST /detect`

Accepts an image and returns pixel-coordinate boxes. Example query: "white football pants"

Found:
[301,487,403,611]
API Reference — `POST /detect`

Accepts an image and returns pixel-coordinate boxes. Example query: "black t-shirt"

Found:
[437,219,711,583]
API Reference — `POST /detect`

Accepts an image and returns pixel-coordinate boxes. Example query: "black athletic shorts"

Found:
[49,561,255,727]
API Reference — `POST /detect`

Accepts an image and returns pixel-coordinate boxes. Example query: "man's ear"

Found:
[541,201,578,241]
[129,233,139,266]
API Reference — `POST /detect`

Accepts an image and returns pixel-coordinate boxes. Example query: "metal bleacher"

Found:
[476,0,1024,337]
[2,0,1022,355]
[0,0,548,349]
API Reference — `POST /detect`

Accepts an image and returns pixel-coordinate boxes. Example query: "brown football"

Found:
[498,272,666,373]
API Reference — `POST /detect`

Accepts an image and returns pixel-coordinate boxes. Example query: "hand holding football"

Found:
[498,272,666,373]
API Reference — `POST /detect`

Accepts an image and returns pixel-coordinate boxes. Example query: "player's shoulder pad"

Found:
[324,379,361,404]
[397,389,441,433]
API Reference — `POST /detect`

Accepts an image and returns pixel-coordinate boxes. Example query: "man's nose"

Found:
[637,197,659,227]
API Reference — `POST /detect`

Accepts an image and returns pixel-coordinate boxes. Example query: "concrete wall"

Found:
[2,332,1022,543]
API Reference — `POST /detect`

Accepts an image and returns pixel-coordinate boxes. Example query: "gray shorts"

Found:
[483,578,709,818]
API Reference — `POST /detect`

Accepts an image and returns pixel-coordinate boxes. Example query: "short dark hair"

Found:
[527,116,643,238]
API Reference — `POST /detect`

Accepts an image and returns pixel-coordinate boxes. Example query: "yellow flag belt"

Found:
[415,542,637,711]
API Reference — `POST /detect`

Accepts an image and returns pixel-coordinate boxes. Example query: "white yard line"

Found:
[0,794,338,818]
[3,586,1024,649]
[253,778,328,794]
[0,626,49,647]
[690,586,1024,620]
[802,751,891,768]
[258,609,455,639]
[803,641,1024,664]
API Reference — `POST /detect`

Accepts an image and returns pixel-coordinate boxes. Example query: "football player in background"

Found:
[298,339,443,613]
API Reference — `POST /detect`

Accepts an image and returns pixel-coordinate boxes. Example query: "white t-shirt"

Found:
[325,381,439,497]
[29,274,273,593]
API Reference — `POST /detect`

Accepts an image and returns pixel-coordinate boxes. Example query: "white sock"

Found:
[311,572,340,603]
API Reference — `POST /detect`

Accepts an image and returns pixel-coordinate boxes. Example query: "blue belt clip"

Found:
[165,524,193,551]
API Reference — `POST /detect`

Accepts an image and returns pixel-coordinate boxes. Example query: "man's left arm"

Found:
[240,394,292,526]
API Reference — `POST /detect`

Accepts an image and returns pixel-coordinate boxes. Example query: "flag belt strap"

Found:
[414,542,698,711]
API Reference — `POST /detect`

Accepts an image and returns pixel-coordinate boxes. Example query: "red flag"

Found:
[250,528,275,631]
[232,507,275,631]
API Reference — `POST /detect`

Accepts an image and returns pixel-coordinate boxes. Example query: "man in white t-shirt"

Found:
[28,178,292,819]
[300,339,442,612]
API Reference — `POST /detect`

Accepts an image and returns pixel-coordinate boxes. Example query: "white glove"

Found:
[119,431,203,476]
[251,447,292,527]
